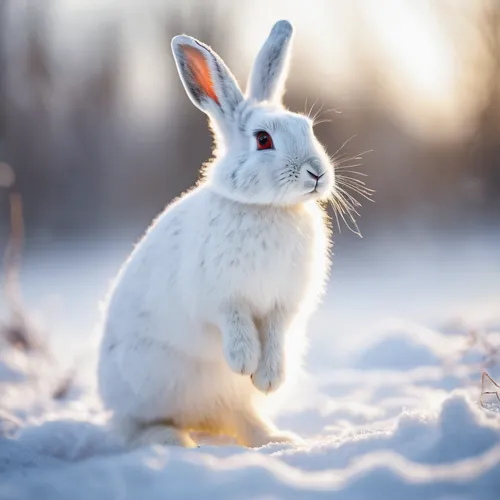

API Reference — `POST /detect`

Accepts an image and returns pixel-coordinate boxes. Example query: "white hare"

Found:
[98,20,334,448]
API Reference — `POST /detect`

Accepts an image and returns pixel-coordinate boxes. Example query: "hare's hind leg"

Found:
[115,418,197,448]
[232,409,301,448]
[131,424,196,448]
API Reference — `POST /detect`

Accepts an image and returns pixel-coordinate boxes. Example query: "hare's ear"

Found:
[171,35,243,125]
[247,20,294,103]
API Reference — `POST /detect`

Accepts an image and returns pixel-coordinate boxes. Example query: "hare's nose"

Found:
[306,170,321,181]
[304,157,325,180]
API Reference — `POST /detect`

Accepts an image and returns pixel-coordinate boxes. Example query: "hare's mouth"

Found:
[303,173,331,197]
[305,186,330,201]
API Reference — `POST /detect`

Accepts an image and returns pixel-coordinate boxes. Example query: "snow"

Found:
[1,237,500,498]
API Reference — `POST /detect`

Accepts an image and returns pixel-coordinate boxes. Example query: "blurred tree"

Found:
[0,0,8,246]
[473,1,500,212]
[0,0,6,162]
[1,0,499,243]
[439,0,500,218]
[58,20,121,236]
[4,0,55,238]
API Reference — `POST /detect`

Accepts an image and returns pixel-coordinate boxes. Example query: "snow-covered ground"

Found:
[1,231,499,499]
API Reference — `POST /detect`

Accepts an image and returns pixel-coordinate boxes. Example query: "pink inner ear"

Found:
[181,45,220,105]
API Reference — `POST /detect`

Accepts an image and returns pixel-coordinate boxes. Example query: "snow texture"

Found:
[1,311,500,499]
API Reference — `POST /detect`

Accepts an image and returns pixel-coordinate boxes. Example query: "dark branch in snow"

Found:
[480,371,500,407]
[1,185,44,352]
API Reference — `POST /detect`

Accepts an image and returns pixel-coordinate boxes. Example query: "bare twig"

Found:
[458,326,500,370]
[1,168,77,400]
[51,369,77,401]
[480,371,500,407]
[1,180,43,352]
[4,191,24,312]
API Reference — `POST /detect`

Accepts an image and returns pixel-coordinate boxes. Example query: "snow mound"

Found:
[1,393,500,499]
[1,350,500,500]
[354,320,469,371]
[1,312,500,498]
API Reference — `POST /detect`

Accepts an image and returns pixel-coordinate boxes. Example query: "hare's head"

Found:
[172,20,334,206]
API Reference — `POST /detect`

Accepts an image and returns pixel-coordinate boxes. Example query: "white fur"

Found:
[98,20,334,448]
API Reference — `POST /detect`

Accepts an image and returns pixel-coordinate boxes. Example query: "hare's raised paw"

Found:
[221,306,261,375]
[224,334,260,375]
[251,358,285,394]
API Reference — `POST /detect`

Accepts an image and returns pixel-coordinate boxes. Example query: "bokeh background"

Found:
[0,0,499,368]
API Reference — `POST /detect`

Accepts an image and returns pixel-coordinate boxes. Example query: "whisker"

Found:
[334,158,364,167]
[331,135,358,159]
[333,167,368,177]
[312,118,333,127]
[331,149,373,161]
[330,193,362,237]
[333,158,351,167]
[328,196,343,234]
[337,183,375,203]
[322,135,374,237]
[337,174,370,187]
[337,178,375,195]
[338,205,362,237]
[332,150,373,165]
[336,170,368,177]
[337,175,375,191]
[334,163,363,170]
[335,188,361,216]
[334,182,361,206]
[311,103,325,124]
[330,190,361,231]
[317,107,342,117]
[307,97,320,121]
[334,186,362,214]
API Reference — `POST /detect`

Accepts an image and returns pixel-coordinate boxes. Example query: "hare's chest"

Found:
[248,221,313,309]
[198,201,327,314]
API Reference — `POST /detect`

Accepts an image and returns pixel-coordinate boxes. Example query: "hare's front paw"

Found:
[251,355,285,394]
[223,327,260,375]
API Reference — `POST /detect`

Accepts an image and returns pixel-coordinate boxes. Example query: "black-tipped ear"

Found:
[171,35,243,123]
[247,20,294,103]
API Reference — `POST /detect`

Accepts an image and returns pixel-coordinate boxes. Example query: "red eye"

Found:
[256,131,273,150]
